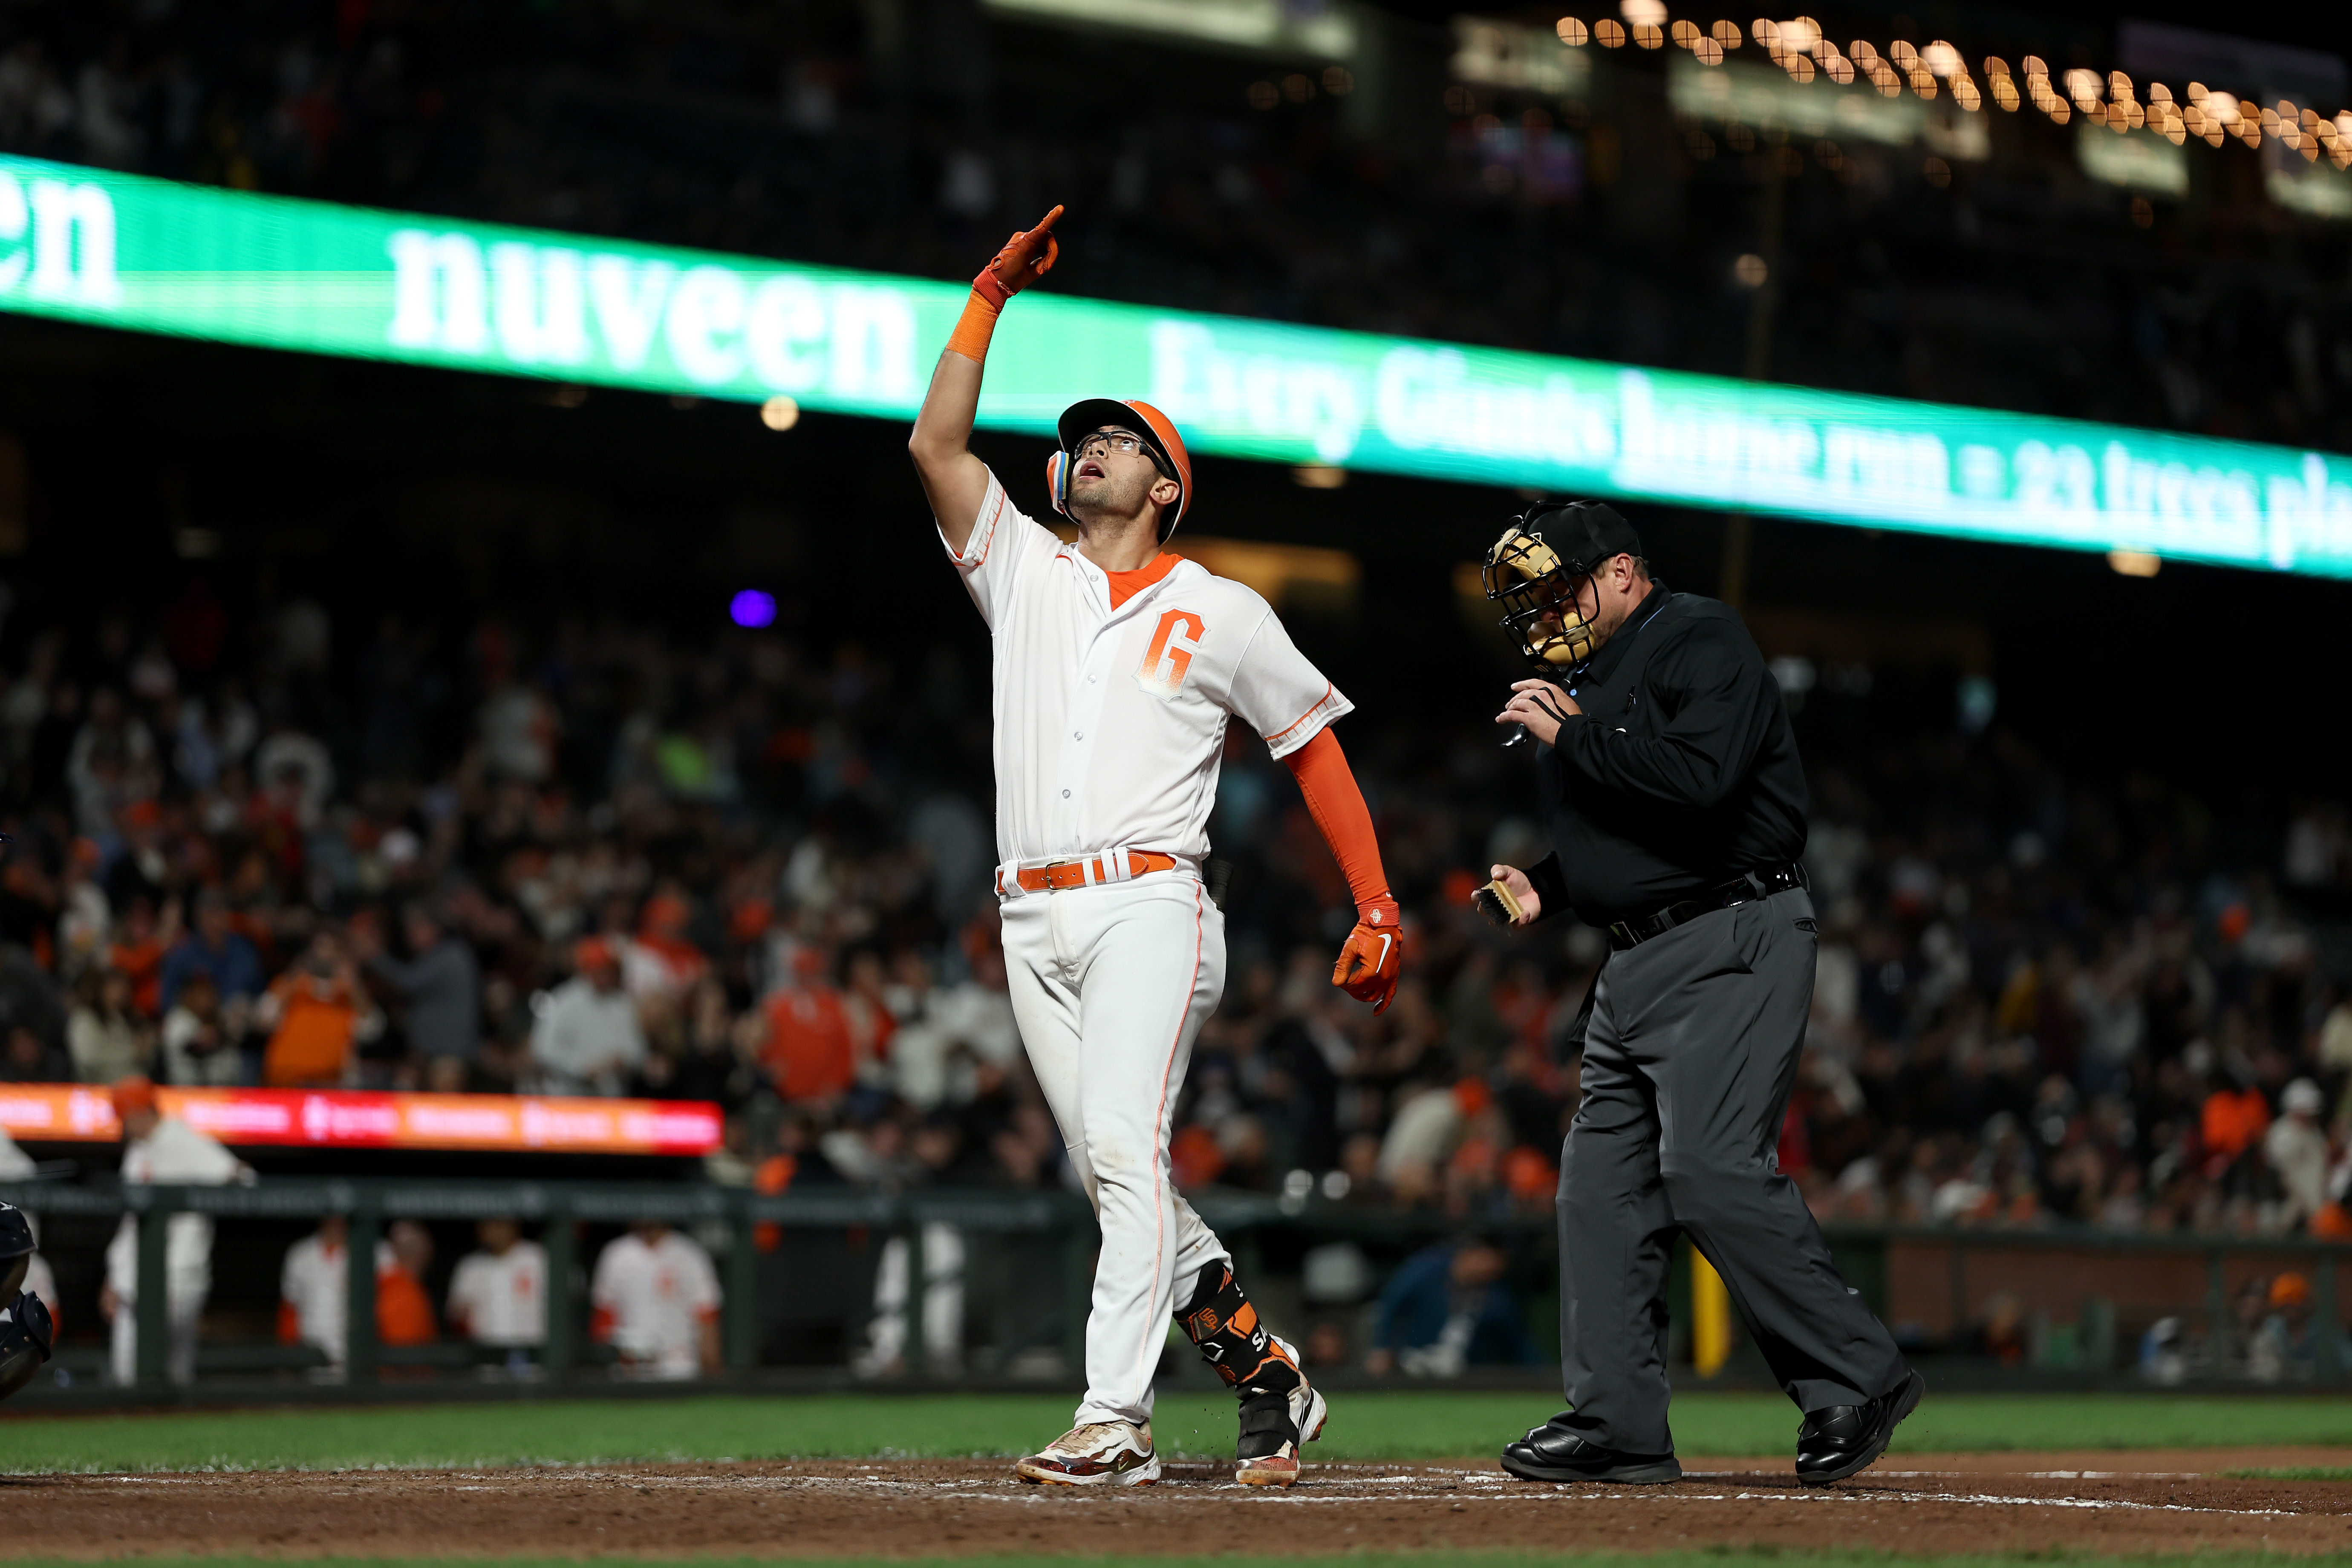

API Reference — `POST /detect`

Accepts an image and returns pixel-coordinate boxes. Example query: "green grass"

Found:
[2224,1466,2352,1480]
[6,1556,2352,1568]
[4,1391,2352,1474]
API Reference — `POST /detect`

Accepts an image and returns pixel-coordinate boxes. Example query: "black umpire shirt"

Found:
[1523,581,1808,928]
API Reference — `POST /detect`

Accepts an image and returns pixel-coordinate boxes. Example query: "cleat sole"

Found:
[1237,1456,1301,1487]
[1014,1453,1163,1487]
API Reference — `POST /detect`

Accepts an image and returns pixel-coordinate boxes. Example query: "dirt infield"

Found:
[2,1450,2348,1559]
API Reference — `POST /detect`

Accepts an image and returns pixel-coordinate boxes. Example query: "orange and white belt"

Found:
[996,848,1186,897]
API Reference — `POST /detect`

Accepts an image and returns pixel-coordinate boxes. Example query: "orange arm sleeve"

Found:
[1281,729,1392,911]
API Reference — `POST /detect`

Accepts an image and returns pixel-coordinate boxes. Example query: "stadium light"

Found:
[1562,7,2350,163]
[729,590,779,628]
[1452,18,1590,95]
[2079,121,2190,195]
[979,0,1358,61]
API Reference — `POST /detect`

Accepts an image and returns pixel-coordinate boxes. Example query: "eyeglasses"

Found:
[1075,431,1146,460]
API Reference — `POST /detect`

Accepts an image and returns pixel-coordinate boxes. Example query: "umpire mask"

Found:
[1481,502,1643,672]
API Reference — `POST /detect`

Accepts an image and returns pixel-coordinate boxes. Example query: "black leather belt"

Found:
[1605,863,1807,952]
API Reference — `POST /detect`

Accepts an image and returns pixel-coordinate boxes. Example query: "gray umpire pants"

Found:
[1557,887,1907,1455]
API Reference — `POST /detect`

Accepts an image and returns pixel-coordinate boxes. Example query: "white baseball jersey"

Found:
[104,1117,243,1306]
[944,471,1351,866]
[279,1232,396,1365]
[447,1241,548,1347]
[590,1230,718,1378]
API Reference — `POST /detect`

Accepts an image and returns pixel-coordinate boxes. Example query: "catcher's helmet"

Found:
[1481,500,1643,672]
[1046,398,1192,540]
[0,1201,31,1302]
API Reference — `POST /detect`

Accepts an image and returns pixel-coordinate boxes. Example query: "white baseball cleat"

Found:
[1013,1419,1162,1486]
[1235,1335,1327,1487]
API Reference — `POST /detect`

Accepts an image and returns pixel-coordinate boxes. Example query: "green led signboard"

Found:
[3,151,2348,576]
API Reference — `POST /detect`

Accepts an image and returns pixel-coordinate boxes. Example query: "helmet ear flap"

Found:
[1045,450,1071,517]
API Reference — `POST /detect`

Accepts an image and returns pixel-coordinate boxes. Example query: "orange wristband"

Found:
[945,288,1001,363]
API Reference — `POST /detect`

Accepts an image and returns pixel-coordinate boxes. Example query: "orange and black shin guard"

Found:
[1175,1267,1300,1398]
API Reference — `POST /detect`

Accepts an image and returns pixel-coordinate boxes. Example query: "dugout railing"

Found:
[0,1176,1099,1393]
[1,1178,2344,1395]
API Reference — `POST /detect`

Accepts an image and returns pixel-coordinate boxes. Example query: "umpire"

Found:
[1477,501,1920,1487]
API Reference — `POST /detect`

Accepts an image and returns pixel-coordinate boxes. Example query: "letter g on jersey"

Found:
[1137,609,1206,697]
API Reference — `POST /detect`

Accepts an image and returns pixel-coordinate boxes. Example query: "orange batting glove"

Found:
[972,204,1064,308]
[1333,896,1403,1014]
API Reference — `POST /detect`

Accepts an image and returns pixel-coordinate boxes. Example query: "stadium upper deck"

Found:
[0,0,2343,458]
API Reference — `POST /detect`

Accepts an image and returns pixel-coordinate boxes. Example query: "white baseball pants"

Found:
[856,1222,966,1375]
[1000,872,1231,1427]
[109,1290,205,1386]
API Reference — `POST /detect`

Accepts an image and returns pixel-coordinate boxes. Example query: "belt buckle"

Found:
[1044,861,1088,891]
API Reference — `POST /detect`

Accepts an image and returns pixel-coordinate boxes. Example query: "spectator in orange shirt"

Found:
[762,946,855,1105]
[257,929,382,1087]
[2201,1081,2272,1164]
[106,896,179,1020]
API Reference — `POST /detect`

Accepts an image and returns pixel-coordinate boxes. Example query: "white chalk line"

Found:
[610,1471,2304,1521]
[68,1466,2324,1522]
[892,1487,2300,1519]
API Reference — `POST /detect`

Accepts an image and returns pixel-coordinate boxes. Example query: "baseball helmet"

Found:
[1046,398,1192,540]
[1481,500,1643,671]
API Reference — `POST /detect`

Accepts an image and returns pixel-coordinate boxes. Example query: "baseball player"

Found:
[0,1200,55,1402]
[447,1218,549,1374]
[102,1076,251,1386]
[589,1219,721,1380]
[908,205,1403,1487]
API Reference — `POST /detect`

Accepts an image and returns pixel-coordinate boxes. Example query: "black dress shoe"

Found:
[1795,1369,1926,1486]
[1500,1422,1681,1484]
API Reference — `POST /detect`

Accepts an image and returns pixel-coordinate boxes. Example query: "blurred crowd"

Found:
[1,581,2349,1258]
[2,1,2348,452]
[1775,743,2352,1242]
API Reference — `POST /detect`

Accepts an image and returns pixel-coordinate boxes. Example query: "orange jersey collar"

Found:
[1105,551,1183,610]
